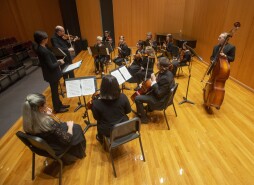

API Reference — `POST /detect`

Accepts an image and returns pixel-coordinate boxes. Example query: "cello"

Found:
[202,22,240,110]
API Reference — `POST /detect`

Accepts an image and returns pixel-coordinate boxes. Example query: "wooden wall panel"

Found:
[76,0,102,46]
[113,0,185,46]
[0,0,62,41]
[183,0,254,90]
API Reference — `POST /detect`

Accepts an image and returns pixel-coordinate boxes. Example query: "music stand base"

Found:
[83,120,97,133]
[179,97,195,105]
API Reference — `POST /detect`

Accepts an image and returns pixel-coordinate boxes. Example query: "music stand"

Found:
[65,76,97,132]
[110,65,132,93]
[179,44,202,105]
[88,46,110,78]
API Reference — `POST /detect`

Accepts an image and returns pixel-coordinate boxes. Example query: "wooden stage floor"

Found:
[0,50,254,185]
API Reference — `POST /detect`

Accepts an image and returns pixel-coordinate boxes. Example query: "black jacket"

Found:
[210,43,235,62]
[37,45,62,83]
[51,34,72,64]
[151,70,175,102]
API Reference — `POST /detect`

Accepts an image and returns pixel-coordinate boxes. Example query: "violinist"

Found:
[91,75,131,143]
[144,32,157,51]
[210,32,235,63]
[51,25,75,79]
[22,93,86,163]
[164,34,179,59]
[113,36,130,66]
[134,57,175,123]
[127,45,154,90]
[94,36,107,75]
[171,44,192,76]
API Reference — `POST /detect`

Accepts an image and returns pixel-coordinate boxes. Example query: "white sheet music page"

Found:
[80,78,96,95]
[64,60,82,73]
[119,66,132,81]
[65,79,82,98]
[111,70,125,85]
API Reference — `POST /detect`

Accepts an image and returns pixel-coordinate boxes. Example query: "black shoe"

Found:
[96,134,103,145]
[134,86,140,91]
[141,117,149,124]
[62,104,70,108]
[54,108,68,113]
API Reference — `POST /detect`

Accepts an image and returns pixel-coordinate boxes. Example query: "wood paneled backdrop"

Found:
[77,0,254,90]
[0,0,253,89]
[0,0,62,42]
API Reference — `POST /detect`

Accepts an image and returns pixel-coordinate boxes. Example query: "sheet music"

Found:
[65,79,82,98]
[87,47,92,55]
[111,70,125,85]
[80,78,96,95]
[63,60,82,73]
[119,66,132,81]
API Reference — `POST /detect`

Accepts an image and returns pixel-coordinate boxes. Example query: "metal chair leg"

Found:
[109,149,117,177]
[59,160,63,185]
[173,102,177,117]
[163,110,170,130]
[139,137,146,162]
[32,153,35,180]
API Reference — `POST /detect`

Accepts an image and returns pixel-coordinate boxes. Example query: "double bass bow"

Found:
[202,22,240,111]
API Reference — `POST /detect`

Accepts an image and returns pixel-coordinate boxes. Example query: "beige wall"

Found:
[183,0,254,89]
[76,0,102,46]
[0,0,62,42]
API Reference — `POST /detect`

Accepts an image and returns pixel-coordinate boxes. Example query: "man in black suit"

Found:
[134,57,175,123]
[34,31,69,113]
[210,32,235,62]
[51,26,75,80]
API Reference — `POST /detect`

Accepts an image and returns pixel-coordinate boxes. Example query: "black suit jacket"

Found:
[37,45,62,83]
[210,43,235,62]
[151,70,175,102]
[51,34,72,64]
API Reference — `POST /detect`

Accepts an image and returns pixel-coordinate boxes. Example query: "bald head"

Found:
[55,25,65,36]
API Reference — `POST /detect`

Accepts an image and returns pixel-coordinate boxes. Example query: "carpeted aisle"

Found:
[0,66,48,137]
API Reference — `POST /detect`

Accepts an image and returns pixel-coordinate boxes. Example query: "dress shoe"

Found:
[141,116,149,124]
[54,108,68,113]
[61,104,70,109]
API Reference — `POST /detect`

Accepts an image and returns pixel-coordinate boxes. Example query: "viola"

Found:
[87,91,100,109]
[130,79,152,102]
[202,22,240,110]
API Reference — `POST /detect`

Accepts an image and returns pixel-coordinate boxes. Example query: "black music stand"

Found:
[65,76,97,132]
[110,66,132,93]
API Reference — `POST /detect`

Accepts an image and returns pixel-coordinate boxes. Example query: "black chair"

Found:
[16,131,70,185]
[177,60,190,77]
[104,117,146,177]
[146,83,178,130]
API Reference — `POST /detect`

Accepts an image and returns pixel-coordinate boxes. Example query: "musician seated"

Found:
[113,36,131,66]
[171,45,192,76]
[134,57,175,123]
[94,36,107,75]
[103,30,113,46]
[91,75,131,143]
[127,46,155,91]
[22,93,86,163]
[127,40,145,79]
[144,32,157,51]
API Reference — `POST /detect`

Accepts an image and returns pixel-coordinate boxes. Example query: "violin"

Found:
[87,91,100,109]
[203,22,240,110]
[62,34,79,42]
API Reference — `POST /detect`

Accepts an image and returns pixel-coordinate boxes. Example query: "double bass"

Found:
[202,22,240,110]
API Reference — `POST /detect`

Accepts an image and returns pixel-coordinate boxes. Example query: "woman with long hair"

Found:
[23,93,86,162]
[91,75,131,143]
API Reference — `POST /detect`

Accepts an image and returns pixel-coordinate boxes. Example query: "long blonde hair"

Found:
[22,93,53,135]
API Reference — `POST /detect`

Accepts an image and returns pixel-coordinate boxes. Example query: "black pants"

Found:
[135,94,158,119]
[113,57,124,66]
[95,56,106,72]
[49,81,63,111]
